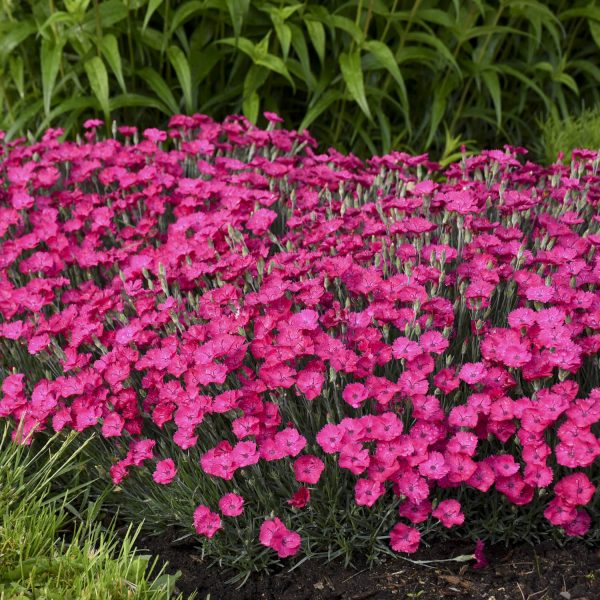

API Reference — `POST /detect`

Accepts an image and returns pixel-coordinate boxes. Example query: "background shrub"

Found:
[1,0,600,158]
[539,104,600,163]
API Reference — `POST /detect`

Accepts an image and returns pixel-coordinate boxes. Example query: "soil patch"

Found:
[138,533,600,600]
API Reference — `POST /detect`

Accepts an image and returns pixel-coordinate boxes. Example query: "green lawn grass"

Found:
[0,423,191,599]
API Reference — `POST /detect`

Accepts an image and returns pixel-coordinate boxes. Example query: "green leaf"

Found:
[82,0,128,30]
[41,38,63,116]
[590,20,600,48]
[8,55,25,99]
[272,17,292,61]
[36,96,97,135]
[403,32,461,74]
[6,99,43,140]
[330,15,365,45]
[170,1,206,35]
[243,91,259,123]
[38,11,77,37]
[0,20,36,59]
[554,72,579,95]
[138,67,180,114]
[84,56,110,119]
[167,46,193,113]
[481,69,501,127]
[109,93,170,113]
[500,64,550,111]
[376,108,391,154]
[226,0,250,40]
[289,23,317,91]
[100,34,126,93]
[142,0,163,32]
[189,45,221,87]
[254,53,294,86]
[140,27,165,52]
[219,35,294,86]
[560,6,600,21]
[425,76,456,149]
[339,50,372,120]
[300,89,342,131]
[218,36,256,57]
[363,40,408,111]
[243,64,268,95]
[304,18,325,65]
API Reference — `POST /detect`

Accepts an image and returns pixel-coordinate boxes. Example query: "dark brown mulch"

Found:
[139,533,600,600]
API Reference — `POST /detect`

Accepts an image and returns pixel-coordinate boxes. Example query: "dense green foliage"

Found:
[2,0,600,157]
[540,104,600,163]
[0,424,188,599]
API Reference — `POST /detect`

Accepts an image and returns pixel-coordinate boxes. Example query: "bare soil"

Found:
[139,533,600,600]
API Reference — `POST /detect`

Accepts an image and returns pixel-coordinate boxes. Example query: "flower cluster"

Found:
[1,115,599,561]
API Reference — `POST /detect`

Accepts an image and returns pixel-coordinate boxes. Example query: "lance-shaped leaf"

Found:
[339,50,372,120]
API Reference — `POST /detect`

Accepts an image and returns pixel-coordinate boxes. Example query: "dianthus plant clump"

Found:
[1,114,600,570]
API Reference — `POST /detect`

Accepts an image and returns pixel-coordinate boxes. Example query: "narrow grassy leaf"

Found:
[363,40,408,111]
[226,0,250,40]
[271,16,292,61]
[243,91,260,123]
[170,1,207,35]
[109,93,171,113]
[0,20,36,59]
[289,23,317,91]
[138,67,179,114]
[142,0,164,32]
[481,68,502,127]
[189,45,221,87]
[167,46,193,113]
[82,0,128,31]
[84,56,110,119]
[330,15,365,45]
[36,96,97,135]
[376,107,392,154]
[304,18,325,65]
[299,89,343,130]
[425,76,456,149]
[590,20,600,47]
[339,50,372,120]
[8,55,25,98]
[40,38,63,116]
[100,34,126,93]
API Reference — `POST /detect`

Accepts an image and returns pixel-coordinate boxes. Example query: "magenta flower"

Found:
[432,499,465,527]
[288,487,310,508]
[153,458,177,484]
[293,454,325,484]
[473,539,488,569]
[193,505,222,538]
[355,478,385,507]
[259,517,301,558]
[342,383,369,409]
[218,493,244,517]
[389,523,420,553]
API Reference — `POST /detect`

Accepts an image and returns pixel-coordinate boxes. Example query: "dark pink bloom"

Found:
[288,487,310,508]
[153,458,177,484]
[473,539,488,569]
[342,383,369,409]
[432,499,464,527]
[193,505,222,538]
[293,454,325,484]
[389,523,420,553]
[219,493,244,517]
